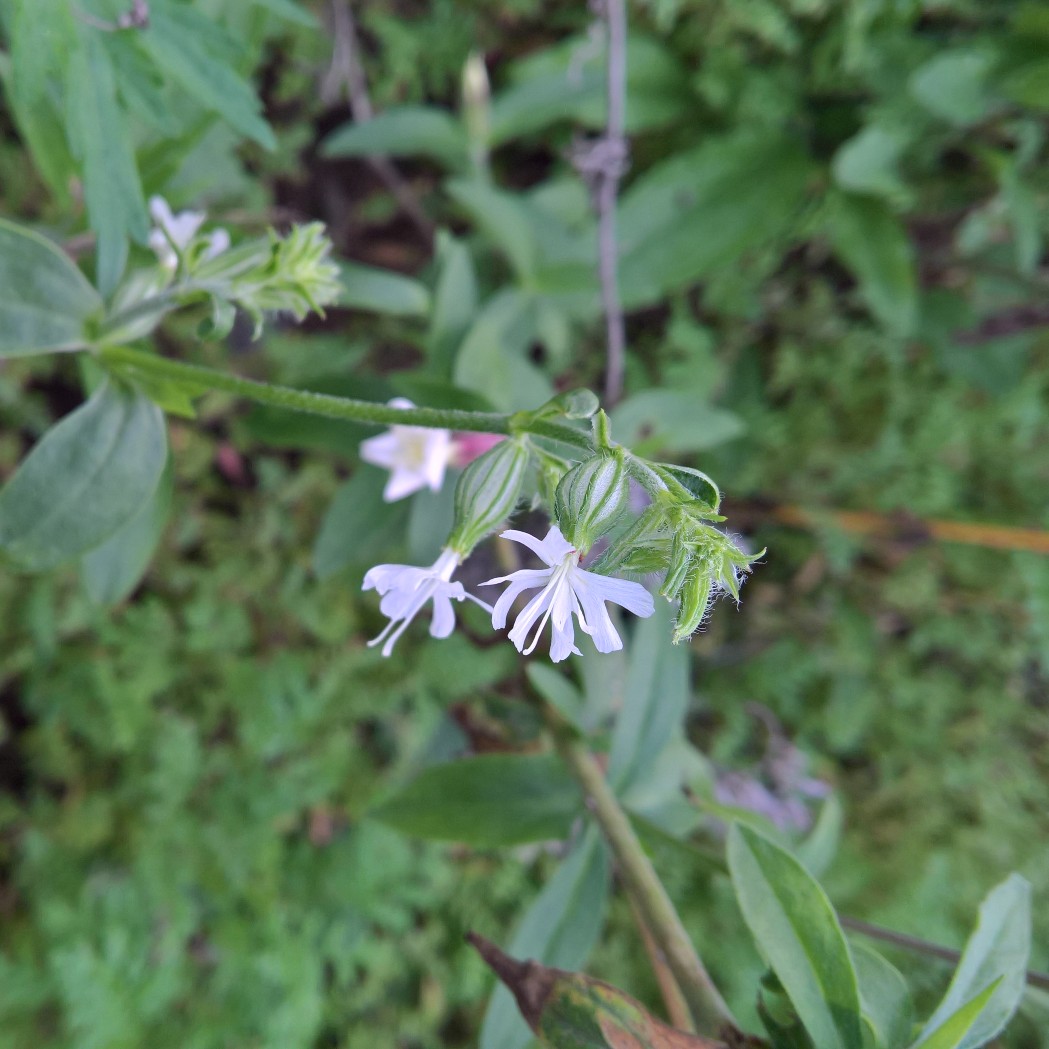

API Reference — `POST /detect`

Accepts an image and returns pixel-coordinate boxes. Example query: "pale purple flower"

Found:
[148,196,229,270]
[482,525,654,662]
[363,548,490,656]
[359,398,454,502]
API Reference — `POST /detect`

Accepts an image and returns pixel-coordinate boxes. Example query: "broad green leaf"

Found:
[427,232,478,376]
[832,125,912,204]
[490,34,691,144]
[526,664,586,733]
[0,380,168,571]
[611,389,744,456]
[618,133,812,306]
[852,943,913,1049]
[910,50,998,126]
[312,469,409,580]
[372,753,582,847]
[66,35,149,295]
[446,180,538,280]
[728,823,865,1049]
[999,59,1049,112]
[249,0,317,26]
[608,602,688,792]
[827,193,918,338]
[453,290,553,412]
[7,0,77,201]
[915,874,1030,1049]
[140,4,275,149]
[322,107,468,171]
[909,981,1001,1049]
[0,220,102,357]
[339,261,430,316]
[480,828,610,1049]
[81,457,173,606]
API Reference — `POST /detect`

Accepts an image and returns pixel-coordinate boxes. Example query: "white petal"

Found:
[549,619,581,662]
[507,586,555,654]
[573,587,624,654]
[360,432,403,469]
[498,529,558,564]
[537,525,576,564]
[149,196,174,226]
[205,228,231,259]
[576,571,654,619]
[383,467,426,502]
[484,570,552,629]
[429,593,456,638]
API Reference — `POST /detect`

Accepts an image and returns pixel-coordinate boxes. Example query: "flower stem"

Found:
[97,344,593,449]
[547,714,738,1036]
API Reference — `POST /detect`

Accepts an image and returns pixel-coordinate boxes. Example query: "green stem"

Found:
[98,344,593,448]
[549,716,738,1036]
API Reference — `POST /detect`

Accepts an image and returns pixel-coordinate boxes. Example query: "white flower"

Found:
[148,195,229,270]
[362,548,490,657]
[482,525,654,662]
[359,398,454,502]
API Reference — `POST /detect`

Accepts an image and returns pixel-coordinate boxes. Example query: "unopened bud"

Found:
[554,450,629,552]
[673,564,714,643]
[659,528,692,601]
[447,437,529,555]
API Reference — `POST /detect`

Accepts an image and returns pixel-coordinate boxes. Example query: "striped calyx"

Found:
[447,437,529,555]
[554,450,629,553]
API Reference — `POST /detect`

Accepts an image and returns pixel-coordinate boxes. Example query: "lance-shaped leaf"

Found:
[0,220,102,357]
[727,823,864,1049]
[371,753,582,847]
[0,380,167,571]
[469,933,729,1049]
[913,874,1030,1049]
[908,981,1001,1049]
[480,829,610,1049]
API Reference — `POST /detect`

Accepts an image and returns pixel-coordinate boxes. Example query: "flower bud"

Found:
[672,563,714,643]
[447,437,529,556]
[659,528,693,601]
[554,450,629,553]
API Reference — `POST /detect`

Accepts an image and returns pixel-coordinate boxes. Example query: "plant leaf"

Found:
[140,3,275,149]
[826,192,918,338]
[908,981,1002,1049]
[339,261,431,316]
[66,34,149,296]
[0,219,102,357]
[81,456,173,606]
[0,380,168,571]
[728,823,865,1049]
[480,829,610,1049]
[372,753,583,847]
[322,106,468,170]
[914,874,1031,1049]
[852,943,913,1049]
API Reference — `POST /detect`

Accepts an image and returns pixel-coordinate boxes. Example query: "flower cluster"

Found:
[357,398,759,662]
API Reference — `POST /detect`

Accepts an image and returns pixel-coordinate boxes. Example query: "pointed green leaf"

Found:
[66,34,149,295]
[339,261,431,316]
[372,754,582,847]
[140,5,275,149]
[0,219,102,357]
[0,380,167,571]
[852,943,913,1049]
[909,980,1001,1049]
[827,192,917,338]
[728,823,865,1049]
[322,107,468,171]
[915,875,1030,1049]
[480,828,610,1049]
[81,456,173,606]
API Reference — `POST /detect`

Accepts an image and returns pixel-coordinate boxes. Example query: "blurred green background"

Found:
[1,1,1048,1046]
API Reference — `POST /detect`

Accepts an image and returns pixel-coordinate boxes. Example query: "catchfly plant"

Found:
[362,548,490,657]
[482,526,654,662]
[359,398,454,502]
[148,195,230,271]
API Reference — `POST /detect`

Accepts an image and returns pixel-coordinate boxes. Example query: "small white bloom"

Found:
[363,548,490,657]
[482,525,654,662]
[148,195,229,270]
[360,398,454,502]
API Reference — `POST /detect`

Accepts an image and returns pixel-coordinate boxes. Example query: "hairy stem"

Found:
[549,717,737,1035]
[97,344,594,449]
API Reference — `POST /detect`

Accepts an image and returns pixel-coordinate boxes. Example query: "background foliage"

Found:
[0,0,1047,1046]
